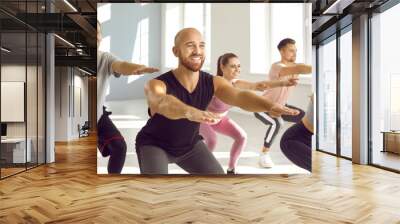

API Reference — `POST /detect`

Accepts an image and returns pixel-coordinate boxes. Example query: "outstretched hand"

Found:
[132,66,159,75]
[255,77,298,91]
[185,108,222,125]
[282,77,299,87]
[255,81,270,91]
[269,103,299,118]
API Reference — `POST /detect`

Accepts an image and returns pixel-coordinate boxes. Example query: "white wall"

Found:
[55,67,89,141]
[210,3,250,78]
[79,75,89,125]
[55,67,69,141]
[72,74,89,138]
[99,3,162,101]
[1,66,25,125]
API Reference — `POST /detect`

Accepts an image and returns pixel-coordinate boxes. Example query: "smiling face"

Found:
[173,28,205,72]
[221,57,241,81]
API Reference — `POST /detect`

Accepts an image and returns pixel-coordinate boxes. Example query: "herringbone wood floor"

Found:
[1,135,400,224]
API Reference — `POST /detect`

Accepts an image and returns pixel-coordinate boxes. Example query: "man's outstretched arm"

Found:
[278,63,312,77]
[233,77,298,91]
[112,61,159,75]
[213,76,298,117]
[145,79,220,123]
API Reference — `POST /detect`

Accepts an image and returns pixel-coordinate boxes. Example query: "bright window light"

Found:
[112,120,147,129]
[98,35,110,52]
[109,115,142,120]
[164,3,211,70]
[390,74,400,129]
[250,4,306,74]
[164,4,181,68]
[98,3,111,23]
[129,18,149,84]
[250,4,268,74]
[271,4,304,63]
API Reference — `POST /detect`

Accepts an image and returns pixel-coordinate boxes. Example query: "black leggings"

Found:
[280,121,312,172]
[136,141,224,175]
[97,106,127,174]
[254,104,305,148]
[103,140,127,173]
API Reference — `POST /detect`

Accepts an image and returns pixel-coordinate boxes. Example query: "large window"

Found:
[132,18,149,68]
[316,28,353,159]
[317,37,337,154]
[270,4,305,64]
[250,4,268,74]
[163,3,211,70]
[250,3,310,74]
[0,1,46,179]
[339,28,352,158]
[370,3,400,171]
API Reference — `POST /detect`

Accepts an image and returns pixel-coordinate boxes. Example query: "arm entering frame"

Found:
[112,61,159,75]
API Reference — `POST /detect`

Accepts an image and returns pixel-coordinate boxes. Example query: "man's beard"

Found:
[180,55,205,72]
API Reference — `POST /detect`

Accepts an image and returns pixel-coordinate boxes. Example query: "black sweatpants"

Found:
[254,104,305,148]
[136,141,224,175]
[280,122,312,172]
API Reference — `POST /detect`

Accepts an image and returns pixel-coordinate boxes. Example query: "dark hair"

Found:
[277,38,296,50]
[217,53,238,76]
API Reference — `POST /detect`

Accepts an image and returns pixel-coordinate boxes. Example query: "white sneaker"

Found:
[259,152,274,168]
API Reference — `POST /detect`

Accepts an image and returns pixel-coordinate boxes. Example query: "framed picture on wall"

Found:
[97,3,313,175]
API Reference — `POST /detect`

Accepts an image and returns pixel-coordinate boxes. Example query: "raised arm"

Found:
[145,79,220,123]
[231,79,258,90]
[112,61,159,76]
[279,63,312,77]
[213,76,299,116]
[233,78,298,91]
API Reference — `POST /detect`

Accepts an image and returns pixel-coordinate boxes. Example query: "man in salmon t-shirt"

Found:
[254,38,312,168]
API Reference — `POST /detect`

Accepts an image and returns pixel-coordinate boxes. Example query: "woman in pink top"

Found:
[199,53,298,174]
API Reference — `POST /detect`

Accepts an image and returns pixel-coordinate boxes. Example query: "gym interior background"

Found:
[0,0,97,179]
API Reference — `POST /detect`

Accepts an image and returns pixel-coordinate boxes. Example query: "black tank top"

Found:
[135,70,215,156]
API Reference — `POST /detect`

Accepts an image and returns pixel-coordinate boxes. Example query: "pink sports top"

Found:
[206,79,238,114]
[262,62,295,105]
[207,96,232,114]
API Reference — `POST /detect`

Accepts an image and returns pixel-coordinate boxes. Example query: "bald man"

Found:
[135,28,300,174]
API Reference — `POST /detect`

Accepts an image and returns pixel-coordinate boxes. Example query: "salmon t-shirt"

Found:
[262,62,296,106]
